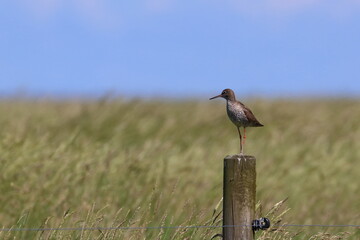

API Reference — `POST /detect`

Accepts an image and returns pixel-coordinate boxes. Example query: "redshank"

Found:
[209,88,263,154]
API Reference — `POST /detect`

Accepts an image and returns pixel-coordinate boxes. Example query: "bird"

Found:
[209,88,263,154]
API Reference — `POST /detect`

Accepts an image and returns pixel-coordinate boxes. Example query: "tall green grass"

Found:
[0,98,359,239]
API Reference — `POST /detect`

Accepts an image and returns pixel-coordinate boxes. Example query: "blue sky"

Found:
[1,0,360,98]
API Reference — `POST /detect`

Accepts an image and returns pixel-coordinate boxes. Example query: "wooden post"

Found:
[223,155,256,240]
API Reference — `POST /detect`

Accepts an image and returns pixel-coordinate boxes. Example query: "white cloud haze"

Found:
[13,0,360,29]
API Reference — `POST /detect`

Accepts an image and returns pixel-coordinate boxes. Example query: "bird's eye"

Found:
[222,91,226,95]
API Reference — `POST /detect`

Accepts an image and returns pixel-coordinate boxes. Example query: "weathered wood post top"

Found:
[223,154,256,240]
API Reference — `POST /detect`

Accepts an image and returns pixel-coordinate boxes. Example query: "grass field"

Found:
[0,98,359,239]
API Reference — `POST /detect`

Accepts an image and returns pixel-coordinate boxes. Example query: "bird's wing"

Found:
[243,106,263,127]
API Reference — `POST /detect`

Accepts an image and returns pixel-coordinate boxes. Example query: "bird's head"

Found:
[209,89,235,101]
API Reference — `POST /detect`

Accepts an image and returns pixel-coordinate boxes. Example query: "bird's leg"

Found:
[243,127,246,146]
[241,127,246,154]
[237,127,243,154]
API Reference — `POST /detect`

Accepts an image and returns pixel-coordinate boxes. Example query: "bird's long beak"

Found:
[209,94,222,100]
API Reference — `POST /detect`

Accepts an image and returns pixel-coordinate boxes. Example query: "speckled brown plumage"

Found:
[209,88,263,154]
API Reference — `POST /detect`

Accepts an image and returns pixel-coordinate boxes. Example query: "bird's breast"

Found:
[226,101,247,127]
